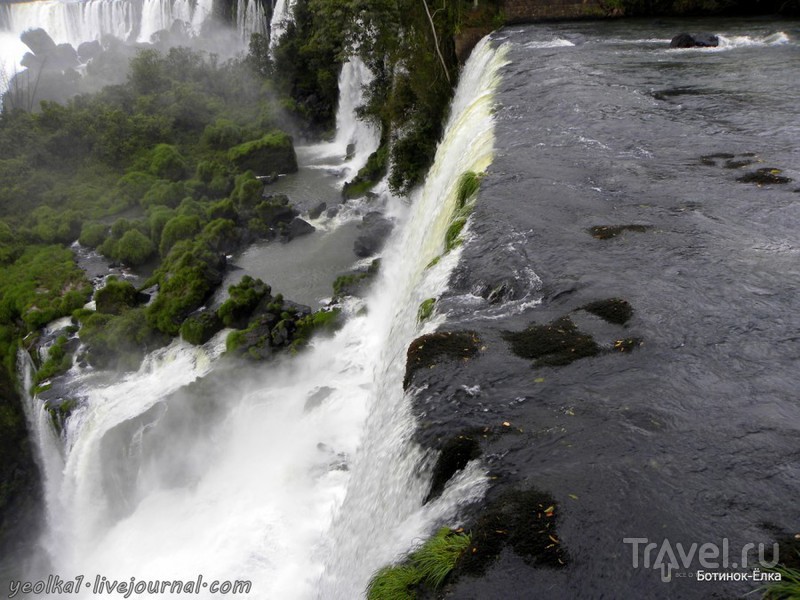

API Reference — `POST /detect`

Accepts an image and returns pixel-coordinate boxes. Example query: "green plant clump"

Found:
[417,298,435,323]
[366,528,471,600]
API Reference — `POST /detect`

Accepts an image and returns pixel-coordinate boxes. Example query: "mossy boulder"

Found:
[228,132,298,175]
[404,331,481,390]
[217,275,271,329]
[180,309,223,345]
[503,316,600,367]
[94,277,140,315]
[225,299,311,361]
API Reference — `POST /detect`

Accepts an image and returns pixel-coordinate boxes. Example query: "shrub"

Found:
[228,132,298,175]
[180,309,223,345]
[159,215,202,257]
[114,229,155,266]
[79,222,108,248]
[217,275,271,328]
[148,144,187,181]
[94,277,139,314]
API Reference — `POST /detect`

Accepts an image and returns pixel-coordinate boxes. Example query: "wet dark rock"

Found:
[503,316,600,367]
[345,143,356,160]
[724,159,755,169]
[285,217,315,241]
[737,168,793,185]
[77,40,102,62]
[332,259,380,300]
[304,386,334,411]
[425,435,482,504]
[454,487,568,577]
[404,331,481,390]
[670,33,719,48]
[578,298,634,325]
[486,281,515,304]
[308,202,327,220]
[353,212,393,258]
[587,224,650,240]
[21,28,57,56]
[325,206,340,219]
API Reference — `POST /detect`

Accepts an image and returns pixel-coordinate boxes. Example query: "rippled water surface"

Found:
[427,18,800,599]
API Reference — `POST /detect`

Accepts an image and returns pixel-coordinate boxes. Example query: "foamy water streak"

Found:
[36,35,506,600]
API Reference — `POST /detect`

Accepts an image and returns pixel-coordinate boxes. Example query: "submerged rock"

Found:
[454,487,568,577]
[737,167,793,185]
[578,298,634,325]
[353,211,392,258]
[503,316,600,367]
[284,217,315,241]
[308,202,327,220]
[425,435,481,504]
[587,224,650,240]
[670,33,719,48]
[404,330,481,390]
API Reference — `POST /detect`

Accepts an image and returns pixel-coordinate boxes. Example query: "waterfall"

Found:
[27,33,505,600]
[333,56,381,171]
[267,0,293,54]
[0,0,266,94]
[316,36,507,598]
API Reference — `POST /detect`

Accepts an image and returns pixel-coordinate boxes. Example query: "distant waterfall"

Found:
[268,0,293,53]
[333,56,381,172]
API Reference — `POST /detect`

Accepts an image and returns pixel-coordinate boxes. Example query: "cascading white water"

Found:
[0,0,265,94]
[333,56,381,171]
[267,0,293,54]
[31,34,506,600]
[315,37,508,598]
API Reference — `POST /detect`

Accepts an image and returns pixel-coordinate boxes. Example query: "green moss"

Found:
[228,132,298,175]
[180,310,223,345]
[417,298,436,323]
[444,217,467,252]
[456,171,481,209]
[94,277,139,315]
[217,275,271,329]
[34,335,72,384]
[343,145,389,200]
[332,272,371,299]
[367,528,472,600]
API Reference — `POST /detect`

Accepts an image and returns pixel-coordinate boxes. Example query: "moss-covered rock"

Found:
[180,309,223,345]
[94,278,140,315]
[404,331,481,390]
[228,132,298,175]
[503,316,600,367]
[417,298,436,323]
[217,275,271,329]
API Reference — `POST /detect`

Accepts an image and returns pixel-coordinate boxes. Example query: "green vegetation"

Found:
[763,565,800,599]
[604,0,799,15]
[366,528,472,599]
[417,298,436,323]
[33,336,72,385]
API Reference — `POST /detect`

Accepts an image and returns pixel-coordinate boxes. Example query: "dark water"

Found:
[421,18,800,599]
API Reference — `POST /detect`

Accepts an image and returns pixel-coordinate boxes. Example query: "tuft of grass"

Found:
[366,528,472,600]
[455,171,482,209]
[444,218,467,252]
[763,564,800,599]
[417,298,436,323]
